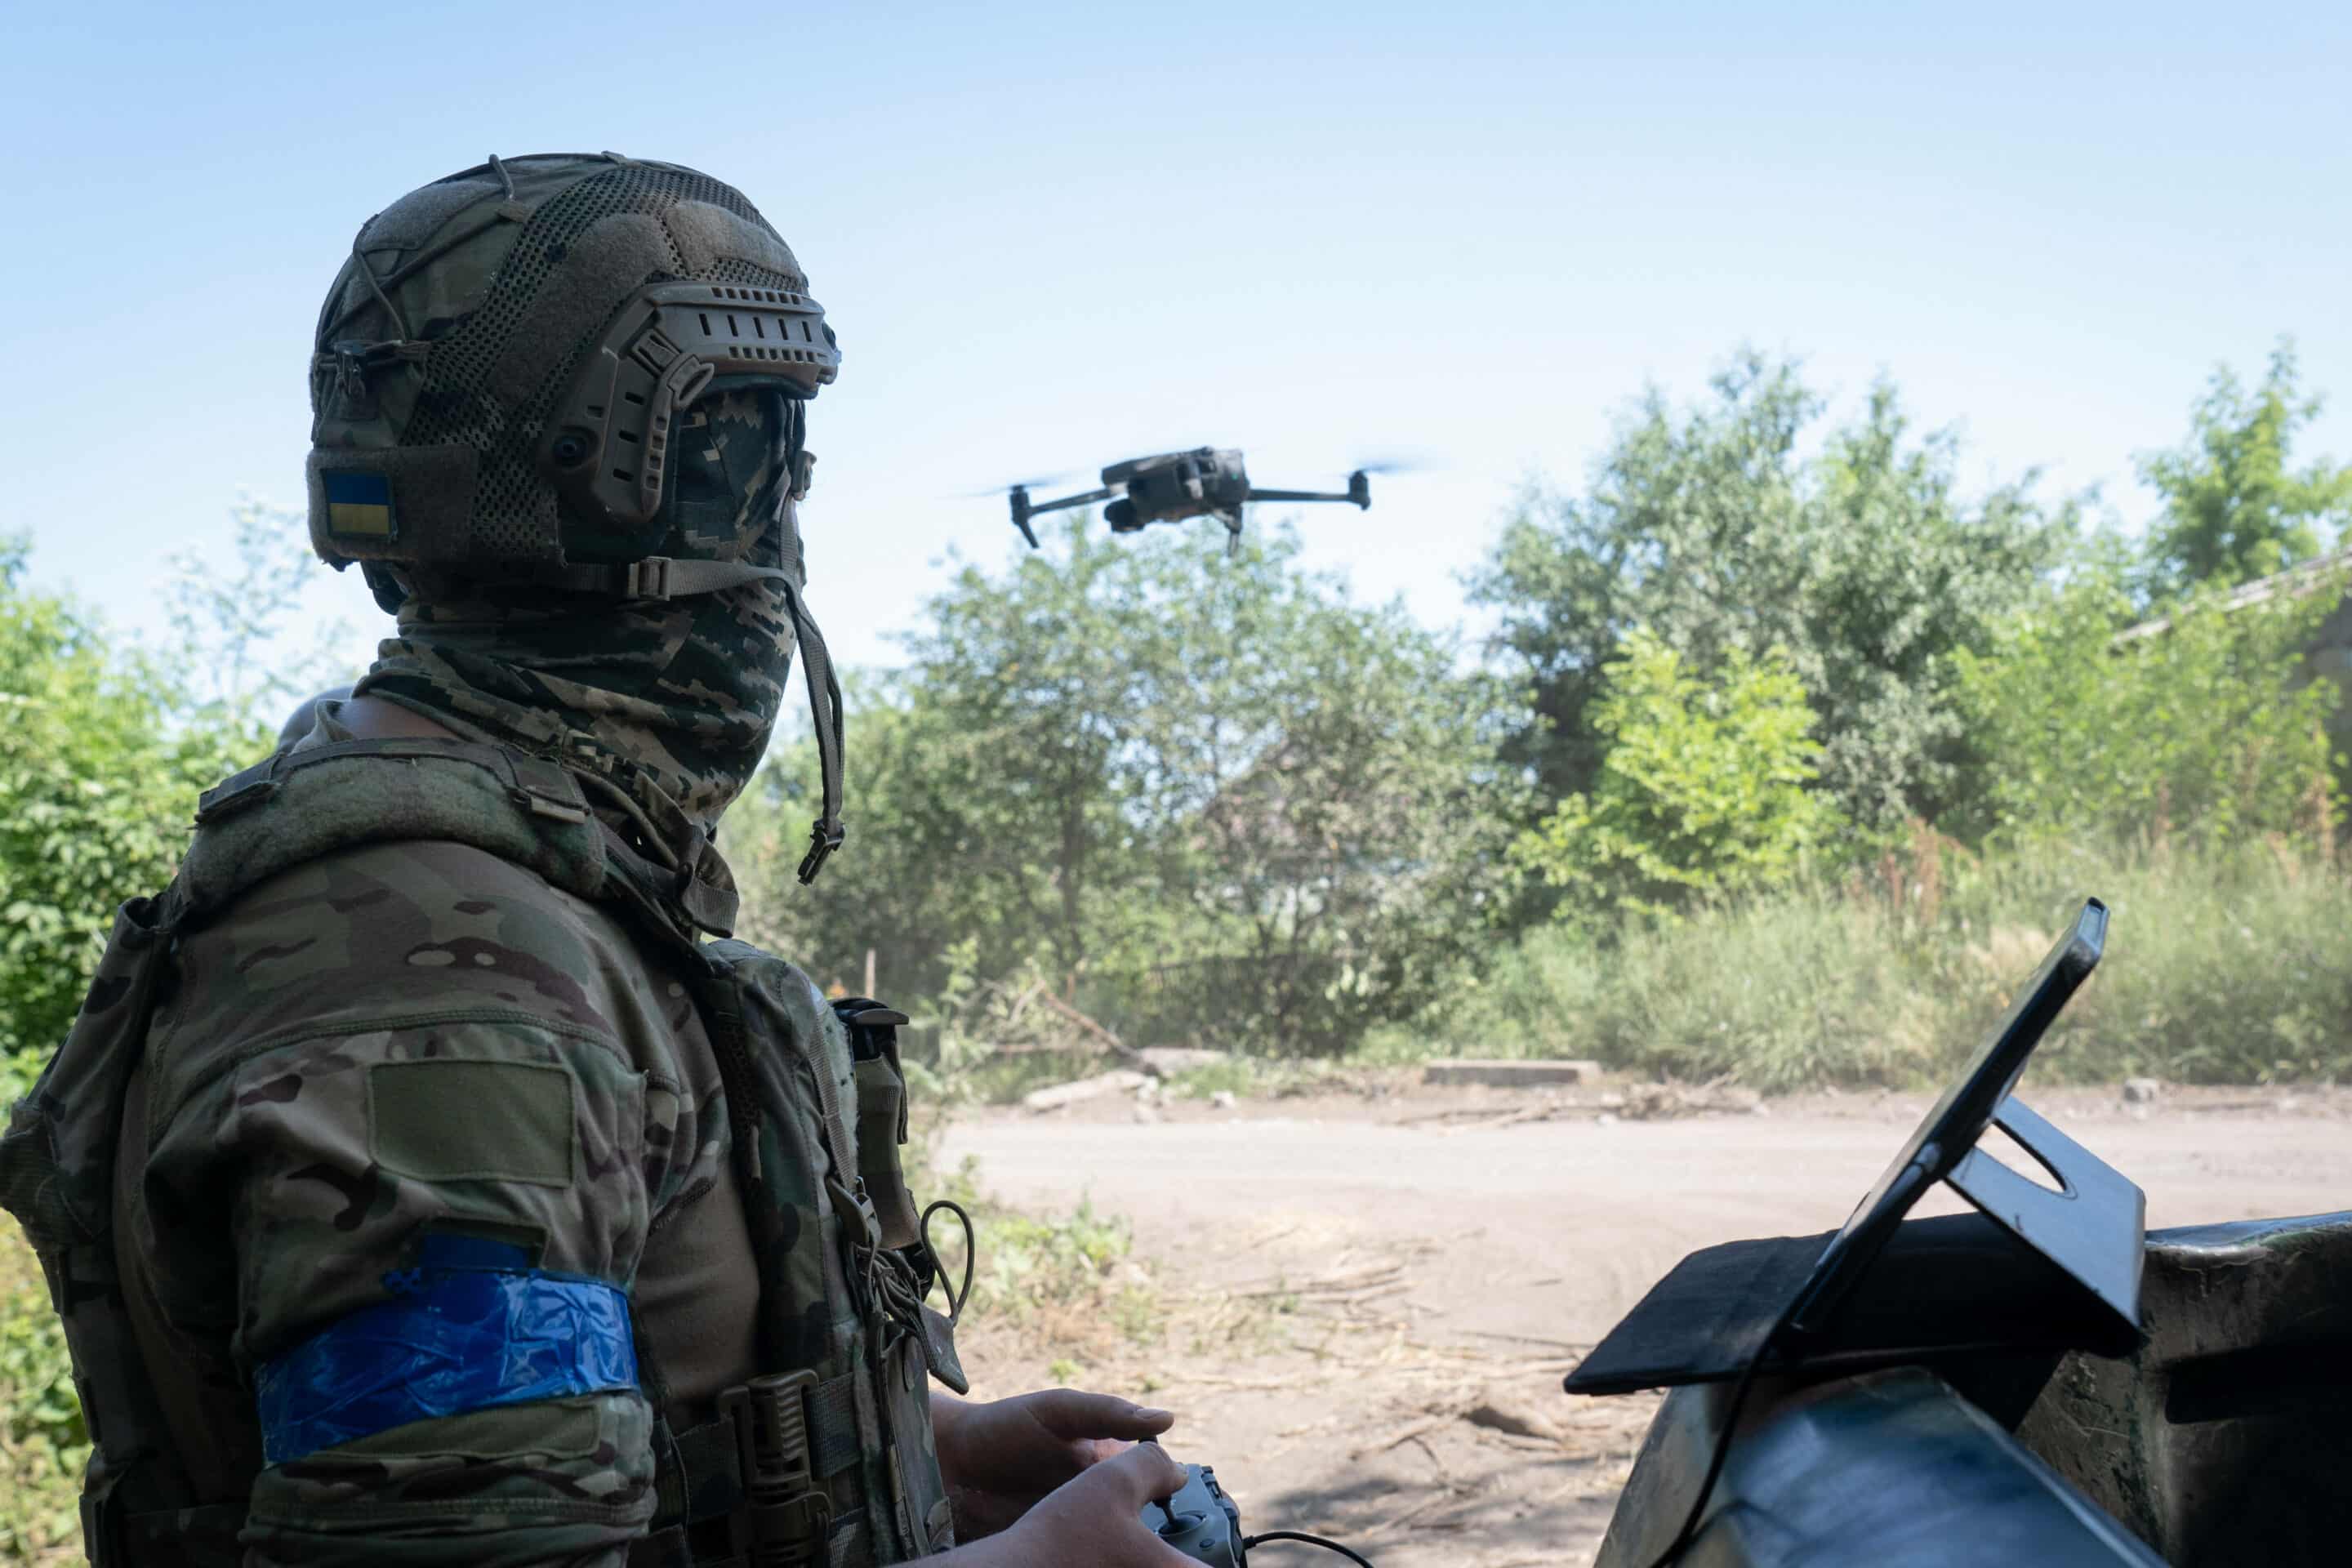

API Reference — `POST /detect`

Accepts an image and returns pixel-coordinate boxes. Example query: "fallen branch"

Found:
[1033,989,1161,1076]
[1350,1410,1462,1459]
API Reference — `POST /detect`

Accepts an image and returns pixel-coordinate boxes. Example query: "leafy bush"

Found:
[2139,340,2352,595]
[1511,630,1842,924]
[0,524,312,1561]
[1435,836,2352,1090]
[2,1215,83,1563]
[1469,350,2073,831]
[0,541,261,1072]
[1949,556,2341,849]
[738,521,1518,1056]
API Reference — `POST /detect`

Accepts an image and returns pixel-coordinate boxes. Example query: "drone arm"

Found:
[1243,488,1357,506]
[1025,486,1117,518]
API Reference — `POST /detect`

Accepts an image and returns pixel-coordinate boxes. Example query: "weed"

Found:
[1412,836,2352,1089]
[1165,1058,1262,1101]
[907,1129,1169,1383]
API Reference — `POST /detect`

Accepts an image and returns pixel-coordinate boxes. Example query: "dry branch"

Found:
[1033,988,1161,1076]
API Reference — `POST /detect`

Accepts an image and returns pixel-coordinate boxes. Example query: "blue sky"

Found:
[3,2,2347,680]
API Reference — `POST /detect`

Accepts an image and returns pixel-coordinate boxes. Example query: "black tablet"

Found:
[1787,898,2109,1336]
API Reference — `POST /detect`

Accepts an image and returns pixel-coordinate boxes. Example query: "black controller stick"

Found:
[1137,1441,1376,1566]
[1143,1465,1245,1565]
[1140,1443,1245,1566]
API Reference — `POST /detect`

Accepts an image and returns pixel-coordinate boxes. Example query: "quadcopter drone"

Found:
[1001,448,1377,554]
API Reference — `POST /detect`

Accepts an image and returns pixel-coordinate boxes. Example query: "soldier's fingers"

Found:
[1079,1438,1189,1508]
[1030,1389,1176,1441]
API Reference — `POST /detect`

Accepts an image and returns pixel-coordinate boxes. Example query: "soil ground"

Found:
[939,1075,2352,1567]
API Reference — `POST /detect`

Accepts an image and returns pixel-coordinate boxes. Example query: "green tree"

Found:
[1511,630,1840,924]
[1948,549,2341,849]
[2140,341,2352,594]
[0,542,253,1080]
[1469,350,2073,834]
[737,519,1516,1054]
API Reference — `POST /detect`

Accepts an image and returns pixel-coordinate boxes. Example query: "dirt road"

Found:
[940,1081,2352,1566]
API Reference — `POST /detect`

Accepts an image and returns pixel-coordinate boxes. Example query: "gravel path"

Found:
[942,1082,2352,1566]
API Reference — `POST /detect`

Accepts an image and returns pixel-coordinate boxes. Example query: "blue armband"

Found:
[255,1236,639,1464]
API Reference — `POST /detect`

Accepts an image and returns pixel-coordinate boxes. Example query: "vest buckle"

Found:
[720,1370,833,1564]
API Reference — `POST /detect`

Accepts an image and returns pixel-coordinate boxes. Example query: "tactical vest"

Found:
[0,737,966,1567]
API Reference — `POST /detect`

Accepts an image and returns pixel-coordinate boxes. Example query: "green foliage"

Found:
[0,522,326,1561]
[2,1215,83,1562]
[1437,835,2352,1090]
[2140,341,2352,593]
[738,519,1518,1055]
[1949,552,2341,849]
[0,540,260,1067]
[904,1135,1157,1355]
[1512,631,1841,923]
[1468,350,2073,832]
[1164,1056,1263,1101]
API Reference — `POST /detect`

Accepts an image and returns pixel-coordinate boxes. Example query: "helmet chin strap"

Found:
[778,572,847,884]
[521,492,847,884]
[768,492,846,883]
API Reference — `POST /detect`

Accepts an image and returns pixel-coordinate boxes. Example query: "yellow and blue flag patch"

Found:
[323,471,397,540]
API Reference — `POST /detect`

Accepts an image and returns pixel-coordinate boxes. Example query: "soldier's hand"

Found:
[939,1440,1196,1567]
[933,1388,1176,1538]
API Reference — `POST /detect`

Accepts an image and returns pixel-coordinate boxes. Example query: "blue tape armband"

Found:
[255,1246,639,1464]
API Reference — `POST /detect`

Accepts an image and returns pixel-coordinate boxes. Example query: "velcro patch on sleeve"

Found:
[368,1060,575,1186]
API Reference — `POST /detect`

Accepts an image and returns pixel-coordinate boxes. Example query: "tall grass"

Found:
[1408,836,2352,1091]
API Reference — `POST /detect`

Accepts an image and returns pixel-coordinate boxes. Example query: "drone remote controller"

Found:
[1140,1449,1245,1566]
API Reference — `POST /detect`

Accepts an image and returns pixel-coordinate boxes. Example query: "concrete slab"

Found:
[1139,1047,1232,1074]
[1020,1070,1150,1112]
[1423,1058,1605,1088]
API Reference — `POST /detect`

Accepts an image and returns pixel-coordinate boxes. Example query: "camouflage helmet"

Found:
[306,152,839,598]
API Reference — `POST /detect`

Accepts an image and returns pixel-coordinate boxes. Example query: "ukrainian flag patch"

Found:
[323,470,397,540]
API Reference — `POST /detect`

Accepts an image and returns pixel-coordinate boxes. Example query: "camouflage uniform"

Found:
[1,156,959,1566]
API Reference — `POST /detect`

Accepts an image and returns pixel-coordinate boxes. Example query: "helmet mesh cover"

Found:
[397,165,803,559]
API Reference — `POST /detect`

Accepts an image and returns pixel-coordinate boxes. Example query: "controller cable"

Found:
[1245,1530,1376,1566]
[1635,1287,1811,1568]
[1210,1278,1797,1568]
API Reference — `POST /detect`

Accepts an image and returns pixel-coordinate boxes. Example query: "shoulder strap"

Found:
[175,737,608,923]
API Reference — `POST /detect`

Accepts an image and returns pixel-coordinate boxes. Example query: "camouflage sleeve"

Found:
[144,1012,667,1567]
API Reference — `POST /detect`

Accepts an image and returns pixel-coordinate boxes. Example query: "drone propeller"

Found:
[953,474,1072,499]
[1348,454,1436,477]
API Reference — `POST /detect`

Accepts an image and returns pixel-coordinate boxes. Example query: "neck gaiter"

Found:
[355,390,802,880]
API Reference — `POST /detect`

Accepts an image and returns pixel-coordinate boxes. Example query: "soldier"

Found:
[0,154,1197,1566]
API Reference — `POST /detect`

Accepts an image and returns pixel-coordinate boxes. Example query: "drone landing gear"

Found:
[998,449,1382,554]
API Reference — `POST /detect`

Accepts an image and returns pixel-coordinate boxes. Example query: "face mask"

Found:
[356,390,805,848]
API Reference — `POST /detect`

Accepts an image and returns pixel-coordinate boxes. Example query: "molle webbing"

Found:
[0,898,235,1568]
[3,738,930,1566]
[635,1376,873,1566]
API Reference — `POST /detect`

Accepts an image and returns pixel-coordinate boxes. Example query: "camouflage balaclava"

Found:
[306,154,848,897]
[356,387,802,840]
